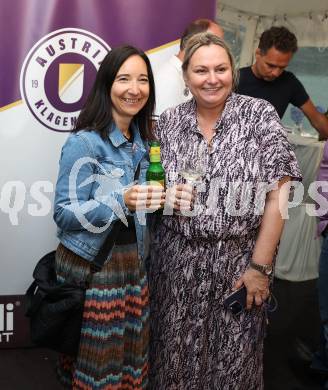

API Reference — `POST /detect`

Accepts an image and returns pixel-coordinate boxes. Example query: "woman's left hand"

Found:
[233,268,270,310]
[165,183,194,211]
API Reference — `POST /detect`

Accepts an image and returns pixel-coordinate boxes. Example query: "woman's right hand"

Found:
[124,185,165,212]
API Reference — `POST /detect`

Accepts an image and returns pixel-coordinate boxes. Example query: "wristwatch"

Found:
[249,260,273,276]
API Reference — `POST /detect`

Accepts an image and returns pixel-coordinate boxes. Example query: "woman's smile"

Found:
[184,44,233,109]
[121,97,143,104]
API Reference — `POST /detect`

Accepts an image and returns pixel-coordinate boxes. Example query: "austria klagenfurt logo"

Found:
[20,28,110,132]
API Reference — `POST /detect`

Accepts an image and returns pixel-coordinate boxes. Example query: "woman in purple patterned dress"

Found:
[148,32,301,389]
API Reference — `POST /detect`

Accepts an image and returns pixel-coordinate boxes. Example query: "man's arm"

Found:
[300,99,328,139]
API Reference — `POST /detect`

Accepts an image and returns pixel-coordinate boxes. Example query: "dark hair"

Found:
[258,26,298,54]
[180,18,220,50]
[73,45,155,140]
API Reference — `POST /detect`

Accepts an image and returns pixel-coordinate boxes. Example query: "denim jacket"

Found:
[54,122,149,262]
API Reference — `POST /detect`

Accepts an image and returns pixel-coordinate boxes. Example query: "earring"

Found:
[183,86,190,97]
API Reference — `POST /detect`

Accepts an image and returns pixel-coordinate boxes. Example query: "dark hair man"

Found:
[237,26,328,138]
[154,18,224,116]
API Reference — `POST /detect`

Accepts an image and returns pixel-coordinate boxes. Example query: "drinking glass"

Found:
[178,142,207,185]
[175,142,207,216]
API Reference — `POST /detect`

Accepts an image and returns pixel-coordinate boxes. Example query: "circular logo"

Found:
[20,28,110,132]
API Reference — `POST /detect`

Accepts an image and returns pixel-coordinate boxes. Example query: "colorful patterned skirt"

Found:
[55,225,149,389]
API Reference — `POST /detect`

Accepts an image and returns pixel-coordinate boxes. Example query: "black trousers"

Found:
[264,277,321,390]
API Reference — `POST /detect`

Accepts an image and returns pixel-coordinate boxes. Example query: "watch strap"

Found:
[249,259,273,276]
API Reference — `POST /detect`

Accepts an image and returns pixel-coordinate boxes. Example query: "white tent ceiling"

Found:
[217,0,328,66]
[220,0,328,16]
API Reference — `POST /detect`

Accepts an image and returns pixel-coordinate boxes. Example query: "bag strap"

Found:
[89,161,141,274]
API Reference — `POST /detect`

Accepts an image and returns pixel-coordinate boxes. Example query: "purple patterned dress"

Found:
[148,93,301,389]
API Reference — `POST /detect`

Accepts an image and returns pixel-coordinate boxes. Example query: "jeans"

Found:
[312,230,328,378]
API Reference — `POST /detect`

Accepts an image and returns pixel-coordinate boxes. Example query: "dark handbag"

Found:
[25,220,122,357]
[25,250,86,356]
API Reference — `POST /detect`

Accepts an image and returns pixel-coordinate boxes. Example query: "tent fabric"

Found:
[217,1,328,66]
[219,0,327,17]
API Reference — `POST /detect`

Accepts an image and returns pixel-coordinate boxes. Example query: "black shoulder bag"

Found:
[25,163,140,357]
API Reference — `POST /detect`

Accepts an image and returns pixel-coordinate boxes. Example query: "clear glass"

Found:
[173,142,208,217]
[177,142,207,185]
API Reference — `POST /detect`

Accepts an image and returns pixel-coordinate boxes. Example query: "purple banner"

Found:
[0,0,216,108]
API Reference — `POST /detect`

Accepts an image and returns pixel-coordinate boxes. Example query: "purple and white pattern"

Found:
[148,93,301,389]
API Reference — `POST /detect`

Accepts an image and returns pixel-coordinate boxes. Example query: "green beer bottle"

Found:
[146,141,165,187]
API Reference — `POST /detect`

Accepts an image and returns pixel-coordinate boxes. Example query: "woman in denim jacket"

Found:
[53,45,164,389]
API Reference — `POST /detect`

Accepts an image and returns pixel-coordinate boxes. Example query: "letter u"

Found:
[46,44,55,56]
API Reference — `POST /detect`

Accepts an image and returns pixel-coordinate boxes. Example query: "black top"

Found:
[236,66,309,118]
